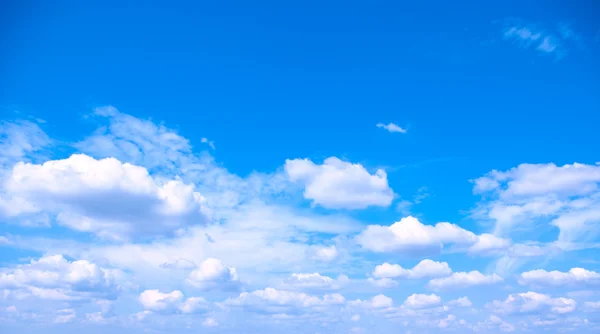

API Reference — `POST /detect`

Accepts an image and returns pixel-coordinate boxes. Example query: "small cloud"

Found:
[376,123,407,133]
[202,317,219,327]
[201,137,215,149]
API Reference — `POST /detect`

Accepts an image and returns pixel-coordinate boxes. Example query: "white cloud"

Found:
[369,259,452,287]
[428,271,503,290]
[376,123,407,134]
[282,273,347,290]
[54,309,76,323]
[448,297,472,307]
[1,154,209,239]
[468,234,511,255]
[371,260,451,282]
[223,287,345,314]
[139,289,209,314]
[501,18,580,58]
[202,317,219,327]
[201,137,215,150]
[0,120,51,169]
[312,245,338,262]
[356,216,478,254]
[284,157,394,209]
[488,291,576,315]
[584,301,600,311]
[349,294,393,309]
[0,254,125,301]
[519,268,600,287]
[403,293,441,309]
[185,258,240,291]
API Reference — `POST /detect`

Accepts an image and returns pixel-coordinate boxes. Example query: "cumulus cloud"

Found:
[223,287,345,314]
[284,157,394,209]
[448,297,472,307]
[428,271,503,290]
[202,317,219,327]
[349,294,393,309]
[185,258,240,291]
[403,293,441,309]
[519,268,600,287]
[0,120,51,169]
[1,154,209,239]
[376,123,407,133]
[282,273,348,291]
[139,289,209,314]
[0,254,125,301]
[488,291,576,315]
[356,216,478,254]
[311,245,339,262]
[372,260,452,279]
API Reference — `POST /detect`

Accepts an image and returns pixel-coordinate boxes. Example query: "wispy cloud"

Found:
[501,18,583,59]
[376,123,407,133]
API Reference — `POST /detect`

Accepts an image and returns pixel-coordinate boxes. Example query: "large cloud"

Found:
[284,157,394,209]
[356,216,479,254]
[0,254,125,301]
[1,154,209,239]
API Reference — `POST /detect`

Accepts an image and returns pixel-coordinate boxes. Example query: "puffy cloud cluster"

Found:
[519,267,600,287]
[403,293,441,309]
[0,254,125,301]
[472,162,600,244]
[1,154,208,239]
[488,291,576,315]
[284,157,394,209]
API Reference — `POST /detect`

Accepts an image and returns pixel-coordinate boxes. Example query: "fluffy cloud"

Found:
[448,297,472,307]
[376,123,407,133]
[282,273,348,291]
[488,291,576,315]
[1,154,208,239]
[311,245,339,262]
[372,260,452,279]
[428,271,503,290]
[223,287,345,314]
[185,258,240,291]
[0,254,125,301]
[519,268,600,287]
[349,294,393,309]
[0,120,51,169]
[356,216,478,254]
[139,289,209,314]
[284,157,394,209]
[403,293,441,309]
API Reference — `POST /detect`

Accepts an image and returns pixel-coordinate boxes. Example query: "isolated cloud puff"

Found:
[519,268,600,287]
[0,254,125,301]
[356,216,478,254]
[376,123,407,133]
[428,271,503,290]
[372,260,452,279]
[186,258,240,291]
[488,291,576,315]
[284,157,394,210]
[1,154,209,239]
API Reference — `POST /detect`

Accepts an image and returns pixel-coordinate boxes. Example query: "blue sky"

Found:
[1,1,600,333]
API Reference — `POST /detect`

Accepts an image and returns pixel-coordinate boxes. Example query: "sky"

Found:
[1,1,600,333]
